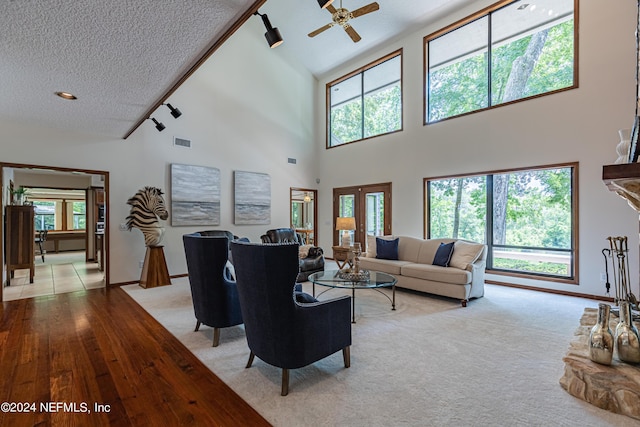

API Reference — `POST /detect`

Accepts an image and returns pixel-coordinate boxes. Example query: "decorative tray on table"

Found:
[336,268,370,281]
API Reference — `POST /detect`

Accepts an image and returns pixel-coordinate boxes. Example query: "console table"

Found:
[560,307,640,420]
[46,230,86,253]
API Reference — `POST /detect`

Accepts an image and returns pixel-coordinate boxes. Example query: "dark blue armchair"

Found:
[230,240,352,396]
[183,233,243,347]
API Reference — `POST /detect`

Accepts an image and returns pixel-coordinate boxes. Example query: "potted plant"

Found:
[11,186,28,205]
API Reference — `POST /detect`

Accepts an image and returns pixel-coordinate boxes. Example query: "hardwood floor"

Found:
[0,287,271,426]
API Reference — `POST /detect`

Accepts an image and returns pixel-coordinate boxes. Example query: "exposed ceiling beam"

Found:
[122,0,267,139]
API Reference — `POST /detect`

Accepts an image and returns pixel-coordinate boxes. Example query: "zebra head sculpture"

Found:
[126,186,169,247]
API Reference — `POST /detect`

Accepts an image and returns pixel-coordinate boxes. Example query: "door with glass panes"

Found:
[333,183,391,253]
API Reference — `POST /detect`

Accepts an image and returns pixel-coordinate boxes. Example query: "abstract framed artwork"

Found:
[234,171,271,224]
[170,163,221,226]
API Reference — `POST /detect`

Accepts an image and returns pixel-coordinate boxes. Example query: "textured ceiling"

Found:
[0,0,259,139]
[0,0,480,140]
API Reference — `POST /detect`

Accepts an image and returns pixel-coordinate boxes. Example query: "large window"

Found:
[425,0,576,123]
[34,201,55,230]
[426,163,577,282]
[32,198,86,231]
[327,50,402,147]
[72,201,86,230]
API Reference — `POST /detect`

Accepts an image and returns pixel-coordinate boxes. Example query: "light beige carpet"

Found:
[123,278,636,426]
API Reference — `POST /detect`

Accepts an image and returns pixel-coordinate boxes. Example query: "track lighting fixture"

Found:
[253,11,283,48]
[149,117,165,132]
[163,103,182,119]
[317,0,334,9]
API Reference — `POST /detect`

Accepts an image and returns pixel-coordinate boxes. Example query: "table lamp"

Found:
[336,217,356,247]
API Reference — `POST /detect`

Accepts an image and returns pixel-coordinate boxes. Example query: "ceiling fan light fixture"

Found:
[254,11,283,48]
[318,0,334,9]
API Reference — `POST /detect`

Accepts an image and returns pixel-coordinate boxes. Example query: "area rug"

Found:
[122,279,634,426]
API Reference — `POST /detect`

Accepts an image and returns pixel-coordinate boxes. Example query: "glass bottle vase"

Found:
[615,301,640,363]
[589,303,614,365]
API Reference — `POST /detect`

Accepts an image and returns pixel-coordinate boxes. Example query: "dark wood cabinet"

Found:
[5,205,35,285]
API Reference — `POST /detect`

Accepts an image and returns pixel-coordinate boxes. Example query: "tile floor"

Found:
[3,251,105,301]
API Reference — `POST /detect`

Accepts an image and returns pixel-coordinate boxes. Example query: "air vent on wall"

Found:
[173,137,191,148]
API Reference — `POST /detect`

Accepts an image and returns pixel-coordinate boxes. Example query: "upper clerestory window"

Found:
[327,49,403,148]
[425,0,577,124]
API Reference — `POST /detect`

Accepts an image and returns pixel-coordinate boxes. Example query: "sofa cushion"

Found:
[396,236,423,263]
[376,237,399,260]
[401,263,471,285]
[358,257,412,275]
[450,241,484,270]
[432,242,455,267]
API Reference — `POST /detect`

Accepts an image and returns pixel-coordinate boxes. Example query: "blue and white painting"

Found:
[234,171,270,225]
[171,164,221,226]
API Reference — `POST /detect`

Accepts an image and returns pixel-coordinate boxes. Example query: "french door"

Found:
[333,183,392,249]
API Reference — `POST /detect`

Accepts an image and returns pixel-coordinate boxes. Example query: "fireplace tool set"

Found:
[602,236,639,318]
[590,236,640,365]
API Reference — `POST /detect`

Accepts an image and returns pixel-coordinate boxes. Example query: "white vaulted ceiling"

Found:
[1,0,486,140]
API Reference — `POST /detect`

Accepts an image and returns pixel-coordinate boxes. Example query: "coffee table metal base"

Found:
[309,270,397,323]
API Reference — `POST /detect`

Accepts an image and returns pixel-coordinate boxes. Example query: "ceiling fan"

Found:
[308,1,380,43]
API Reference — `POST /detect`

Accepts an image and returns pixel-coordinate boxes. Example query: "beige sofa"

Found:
[358,236,487,307]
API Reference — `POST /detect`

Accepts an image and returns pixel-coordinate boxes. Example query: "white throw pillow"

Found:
[449,241,484,270]
[299,244,313,259]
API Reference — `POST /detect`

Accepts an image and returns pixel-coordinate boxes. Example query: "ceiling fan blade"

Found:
[344,25,361,43]
[308,23,334,38]
[351,2,379,18]
[326,4,338,14]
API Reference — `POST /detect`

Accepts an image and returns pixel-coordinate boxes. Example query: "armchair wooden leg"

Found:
[461,299,468,307]
[212,328,220,347]
[246,351,255,369]
[194,320,201,332]
[281,369,289,396]
[343,346,351,368]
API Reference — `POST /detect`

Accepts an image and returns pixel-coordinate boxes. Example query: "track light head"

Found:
[163,103,182,119]
[150,117,165,132]
[254,11,283,48]
[318,0,334,9]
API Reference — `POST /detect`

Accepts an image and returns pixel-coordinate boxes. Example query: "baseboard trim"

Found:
[486,279,614,302]
[109,273,189,288]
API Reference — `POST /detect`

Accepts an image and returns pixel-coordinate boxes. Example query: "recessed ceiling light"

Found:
[517,3,530,10]
[55,91,77,100]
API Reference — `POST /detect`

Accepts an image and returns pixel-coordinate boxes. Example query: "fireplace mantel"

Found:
[603,163,640,212]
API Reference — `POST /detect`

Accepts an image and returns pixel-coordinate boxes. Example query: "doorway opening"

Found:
[290,188,318,246]
[1,162,109,302]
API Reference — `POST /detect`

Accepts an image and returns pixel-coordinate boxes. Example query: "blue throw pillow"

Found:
[295,292,318,304]
[433,242,455,267]
[376,237,399,260]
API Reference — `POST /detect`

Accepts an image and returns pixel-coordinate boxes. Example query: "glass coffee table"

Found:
[308,270,397,323]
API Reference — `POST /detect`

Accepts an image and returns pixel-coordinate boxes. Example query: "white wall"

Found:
[2,0,638,299]
[314,0,640,298]
[0,19,318,284]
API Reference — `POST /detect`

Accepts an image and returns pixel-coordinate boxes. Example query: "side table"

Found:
[332,246,353,269]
